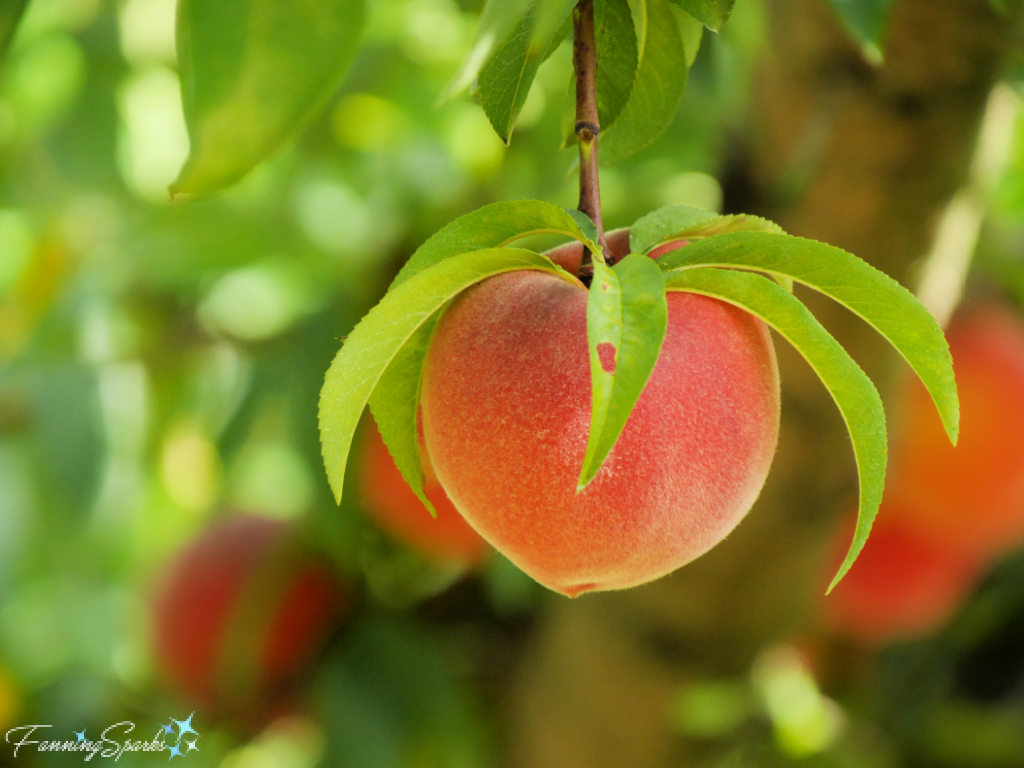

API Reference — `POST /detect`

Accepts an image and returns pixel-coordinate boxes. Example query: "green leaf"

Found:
[670,214,785,240]
[595,0,639,131]
[368,314,440,517]
[631,205,785,260]
[439,0,532,103]
[478,7,540,144]
[658,232,960,444]
[321,249,579,504]
[825,0,896,62]
[628,205,722,254]
[173,0,366,196]
[0,0,28,56]
[631,206,791,291]
[579,254,668,488]
[560,0,640,147]
[567,209,601,247]
[392,200,602,289]
[560,82,576,149]
[533,0,577,56]
[663,268,884,590]
[599,0,689,165]
[672,6,705,67]
[479,2,573,143]
[667,0,735,30]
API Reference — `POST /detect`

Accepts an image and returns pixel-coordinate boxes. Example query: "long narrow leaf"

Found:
[367,314,440,517]
[658,232,959,444]
[579,254,668,488]
[438,0,532,103]
[673,5,704,67]
[599,0,689,164]
[595,0,639,132]
[173,0,366,195]
[321,249,580,504]
[630,205,783,255]
[628,205,720,254]
[479,7,538,143]
[534,0,577,54]
[0,0,28,55]
[479,1,573,142]
[392,200,601,289]
[825,0,896,62]
[665,268,885,590]
[667,0,734,30]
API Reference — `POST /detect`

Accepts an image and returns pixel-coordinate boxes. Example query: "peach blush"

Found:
[359,422,489,566]
[421,269,780,596]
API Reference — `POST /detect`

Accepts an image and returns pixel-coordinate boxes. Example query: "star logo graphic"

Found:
[172,713,199,741]
[162,712,200,757]
[74,730,86,743]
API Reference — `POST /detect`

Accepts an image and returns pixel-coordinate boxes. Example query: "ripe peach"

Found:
[824,503,980,643]
[358,422,489,566]
[543,227,631,273]
[544,228,687,275]
[152,515,348,719]
[419,242,780,596]
[891,305,1024,558]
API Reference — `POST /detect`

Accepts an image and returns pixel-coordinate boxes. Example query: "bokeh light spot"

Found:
[116,66,189,203]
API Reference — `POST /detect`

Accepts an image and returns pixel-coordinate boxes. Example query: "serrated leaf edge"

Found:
[368,315,441,518]
[658,232,960,446]
[392,201,601,290]
[578,255,668,488]
[320,248,580,506]
[664,267,886,591]
[631,207,785,256]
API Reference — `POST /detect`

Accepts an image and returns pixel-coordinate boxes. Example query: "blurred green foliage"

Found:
[4,0,1024,766]
[0,0,754,762]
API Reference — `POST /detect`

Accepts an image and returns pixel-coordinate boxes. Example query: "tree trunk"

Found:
[504,1,1011,766]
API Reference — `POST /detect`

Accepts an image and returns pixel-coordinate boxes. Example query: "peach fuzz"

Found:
[359,422,489,566]
[890,305,1024,558]
[419,236,780,596]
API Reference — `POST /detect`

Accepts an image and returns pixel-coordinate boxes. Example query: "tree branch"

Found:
[573,0,609,273]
